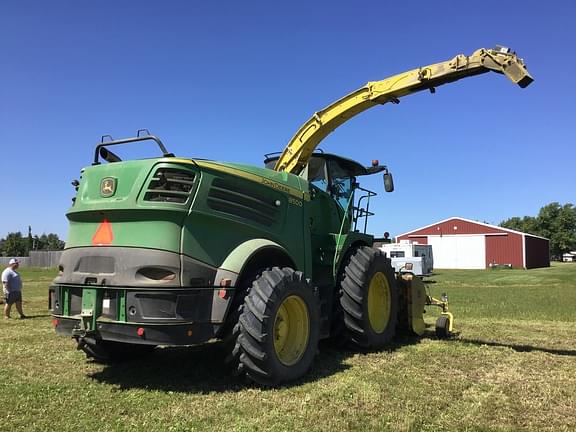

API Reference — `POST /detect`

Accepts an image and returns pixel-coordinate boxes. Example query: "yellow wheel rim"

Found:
[273,295,310,366]
[367,272,391,334]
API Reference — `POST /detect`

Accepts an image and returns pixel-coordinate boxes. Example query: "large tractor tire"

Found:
[220,271,261,376]
[236,267,320,386]
[340,246,398,349]
[327,247,358,346]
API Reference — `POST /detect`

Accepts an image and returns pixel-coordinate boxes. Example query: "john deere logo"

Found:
[100,177,117,197]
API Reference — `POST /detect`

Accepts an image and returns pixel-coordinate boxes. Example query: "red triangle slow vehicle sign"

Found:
[92,219,114,245]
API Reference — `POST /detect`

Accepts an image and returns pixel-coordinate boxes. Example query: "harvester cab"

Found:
[50,46,533,387]
[265,152,392,234]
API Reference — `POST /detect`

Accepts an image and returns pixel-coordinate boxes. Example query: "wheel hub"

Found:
[273,295,310,366]
[367,272,391,333]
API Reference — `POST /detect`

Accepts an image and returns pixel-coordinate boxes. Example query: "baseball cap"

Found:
[8,258,19,265]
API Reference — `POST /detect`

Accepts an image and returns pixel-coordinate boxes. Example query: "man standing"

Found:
[2,258,26,319]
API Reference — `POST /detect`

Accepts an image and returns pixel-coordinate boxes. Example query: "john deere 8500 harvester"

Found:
[50,46,533,386]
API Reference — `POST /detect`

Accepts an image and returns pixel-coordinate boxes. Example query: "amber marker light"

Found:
[219,278,232,299]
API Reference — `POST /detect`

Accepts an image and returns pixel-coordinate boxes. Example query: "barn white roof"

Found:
[397,216,549,241]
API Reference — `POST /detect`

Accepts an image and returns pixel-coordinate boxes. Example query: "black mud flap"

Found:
[75,335,157,363]
[75,336,112,363]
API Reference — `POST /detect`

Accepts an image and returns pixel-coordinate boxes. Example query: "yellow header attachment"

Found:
[274,46,533,174]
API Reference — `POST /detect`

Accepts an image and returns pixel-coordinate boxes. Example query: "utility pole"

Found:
[27,225,33,256]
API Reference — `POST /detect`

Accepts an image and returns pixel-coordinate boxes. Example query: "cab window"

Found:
[328,159,354,210]
[308,157,328,192]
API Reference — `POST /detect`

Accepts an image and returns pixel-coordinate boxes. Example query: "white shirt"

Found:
[2,267,22,294]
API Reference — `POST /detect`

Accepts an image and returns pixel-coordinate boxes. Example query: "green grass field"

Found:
[1,264,575,431]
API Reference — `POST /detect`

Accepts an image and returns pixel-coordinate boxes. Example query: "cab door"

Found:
[307,156,356,287]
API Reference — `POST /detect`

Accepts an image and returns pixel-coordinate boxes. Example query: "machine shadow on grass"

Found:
[457,338,576,357]
[21,313,52,319]
[88,333,427,392]
[88,342,353,393]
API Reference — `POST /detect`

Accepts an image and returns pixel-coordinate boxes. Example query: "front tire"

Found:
[435,315,451,339]
[237,267,320,386]
[340,247,398,349]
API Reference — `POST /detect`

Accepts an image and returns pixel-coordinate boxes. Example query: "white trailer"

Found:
[380,241,434,276]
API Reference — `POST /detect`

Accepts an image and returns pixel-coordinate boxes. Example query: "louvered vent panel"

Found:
[144,168,195,204]
[207,178,279,226]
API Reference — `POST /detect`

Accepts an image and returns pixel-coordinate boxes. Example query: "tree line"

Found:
[0,227,64,257]
[500,202,576,258]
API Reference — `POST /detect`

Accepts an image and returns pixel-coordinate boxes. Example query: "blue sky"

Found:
[1,1,574,240]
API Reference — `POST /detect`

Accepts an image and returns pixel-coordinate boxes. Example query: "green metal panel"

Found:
[181,165,307,274]
[81,288,100,331]
[73,160,157,209]
[209,161,305,193]
[64,156,370,287]
[118,291,126,322]
[65,217,184,252]
[63,288,70,316]
[307,187,346,286]
[66,160,196,251]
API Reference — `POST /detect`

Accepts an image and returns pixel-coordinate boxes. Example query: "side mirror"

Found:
[384,172,394,192]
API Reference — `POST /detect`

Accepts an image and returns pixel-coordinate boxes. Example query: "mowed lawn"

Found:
[1,263,575,432]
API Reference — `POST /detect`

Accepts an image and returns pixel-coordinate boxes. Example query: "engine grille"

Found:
[143,168,195,204]
[207,178,279,226]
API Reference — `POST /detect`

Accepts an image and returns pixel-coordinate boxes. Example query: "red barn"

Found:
[396,217,549,269]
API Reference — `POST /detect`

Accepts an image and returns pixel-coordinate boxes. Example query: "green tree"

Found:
[536,203,576,256]
[44,233,65,250]
[1,232,27,257]
[501,215,539,235]
[1,231,65,255]
[500,202,576,257]
[35,233,65,250]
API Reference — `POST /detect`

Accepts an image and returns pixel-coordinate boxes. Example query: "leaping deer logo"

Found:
[101,178,116,197]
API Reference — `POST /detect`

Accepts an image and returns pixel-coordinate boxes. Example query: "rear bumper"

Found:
[52,315,221,345]
[49,282,235,346]
[53,246,220,288]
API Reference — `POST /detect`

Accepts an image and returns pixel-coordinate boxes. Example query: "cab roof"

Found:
[264,152,368,176]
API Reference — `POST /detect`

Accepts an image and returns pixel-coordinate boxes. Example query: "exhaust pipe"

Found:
[99,147,122,163]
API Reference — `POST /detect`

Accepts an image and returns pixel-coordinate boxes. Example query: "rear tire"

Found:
[237,267,320,386]
[340,247,398,349]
